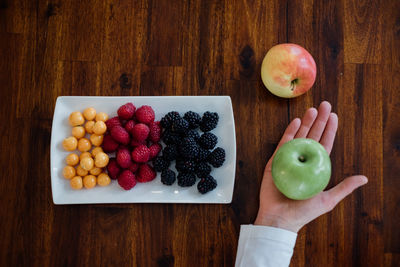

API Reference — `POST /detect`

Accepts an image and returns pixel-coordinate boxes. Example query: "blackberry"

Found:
[195,162,212,178]
[197,147,211,162]
[153,156,170,172]
[198,132,218,149]
[177,172,196,187]
[161,169,176,185]
[183,111,201,129]
[162,145,178,161]
[200,111,219,132]
[160,111,181,129]
[176,158,196,173]
[162,129,181,145]
[179,137,199,159]
[197,175,217,194]
[208,147,225,167]
[171,117,189,133]
[183,129,200,141]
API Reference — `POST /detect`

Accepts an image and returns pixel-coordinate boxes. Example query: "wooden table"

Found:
[1,0,399,266]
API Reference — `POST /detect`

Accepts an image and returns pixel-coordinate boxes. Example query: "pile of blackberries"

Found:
[153,111,226,194]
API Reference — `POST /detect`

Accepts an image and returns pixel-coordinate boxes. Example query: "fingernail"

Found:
[361,176,368,184]
[321,101,331,108]
[308,107,318,114]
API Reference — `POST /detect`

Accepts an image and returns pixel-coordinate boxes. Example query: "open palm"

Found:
[254,101,368,232]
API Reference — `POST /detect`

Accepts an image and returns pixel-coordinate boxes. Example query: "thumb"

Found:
[324,175,368,211]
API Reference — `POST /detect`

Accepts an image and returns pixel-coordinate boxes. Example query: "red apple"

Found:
[261,43,316,98]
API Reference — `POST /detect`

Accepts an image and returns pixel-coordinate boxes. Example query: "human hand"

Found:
[254,101,368,233]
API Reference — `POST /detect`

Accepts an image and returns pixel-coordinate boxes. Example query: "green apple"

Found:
[271,138,331,200]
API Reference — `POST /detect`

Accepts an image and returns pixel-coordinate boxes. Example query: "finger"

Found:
[294,107,318,138]
[323,175,368,212]
[307,101,332,141]
[275,118,301,152]
[319,113,338,154]
[265,118,301,170]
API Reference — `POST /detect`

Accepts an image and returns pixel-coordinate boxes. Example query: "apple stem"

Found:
[298,156,306,162]
[290,79,298,91]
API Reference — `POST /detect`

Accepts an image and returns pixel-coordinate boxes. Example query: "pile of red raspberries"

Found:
[102,103,161,190]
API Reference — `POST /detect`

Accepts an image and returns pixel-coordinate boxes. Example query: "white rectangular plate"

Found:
[51,96,236,204]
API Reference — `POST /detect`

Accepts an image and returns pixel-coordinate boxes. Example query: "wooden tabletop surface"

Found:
[1,0,399,266]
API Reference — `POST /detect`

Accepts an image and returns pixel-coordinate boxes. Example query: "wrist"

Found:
[254,213,301,233]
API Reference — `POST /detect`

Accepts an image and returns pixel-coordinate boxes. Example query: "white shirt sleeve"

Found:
[235,224,297,267]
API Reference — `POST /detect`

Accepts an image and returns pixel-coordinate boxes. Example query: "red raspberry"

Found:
[135,105,155,124]
[124,120,136,133]
[137,164,156,183]
[131,145,150,163]
[107,158,121,180]
[131,123,150,142]
[102,134,119,152]
[118,170,137,190]
[105,116,121,130]
[129,162,139,173]
[111,126,130,145]
[149,121,161,142]
[118,102,136,120]
[149,143,162,159]
[130,139,146,147]
[117,148,132,169]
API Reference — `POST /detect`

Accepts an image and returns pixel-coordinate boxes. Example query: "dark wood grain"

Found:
[343,0,382,64]
[382,0,400,256]
[59,0,105,62]
[100,0,144,96]
[146,0,183,66]
[0,0,399,266]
